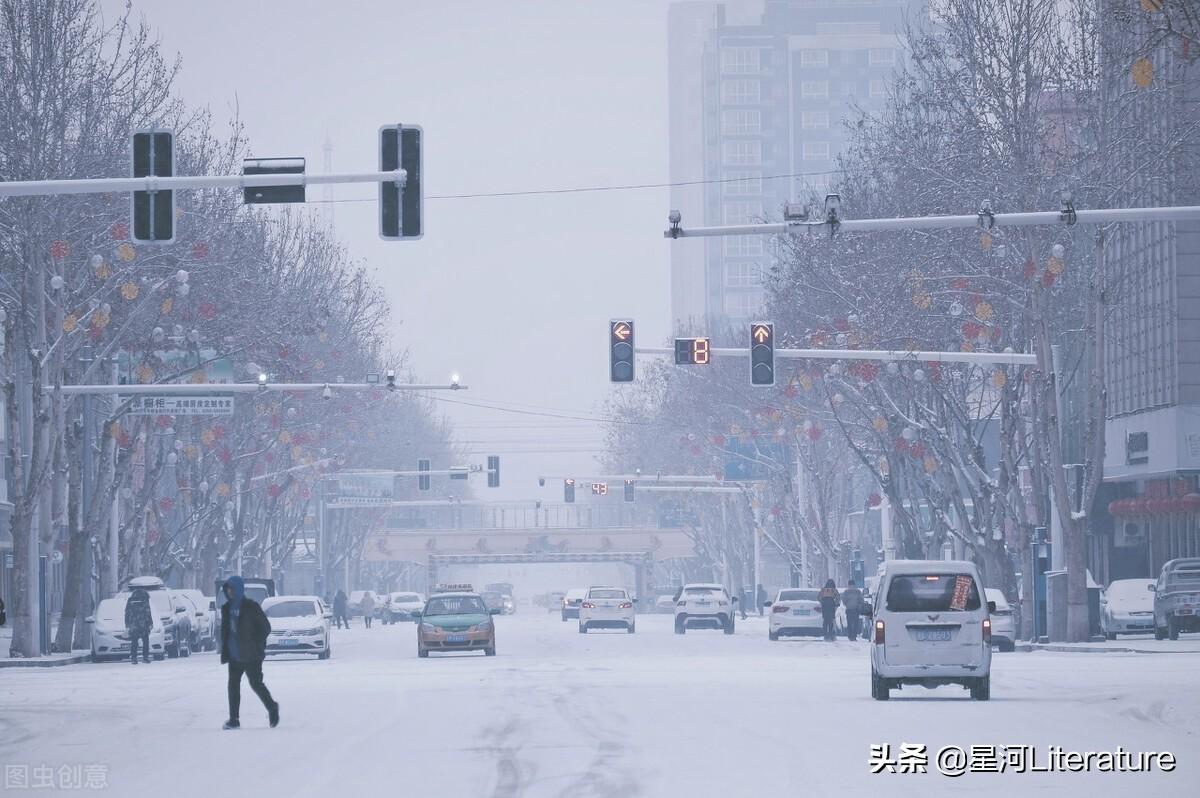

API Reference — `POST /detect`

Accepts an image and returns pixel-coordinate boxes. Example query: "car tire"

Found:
[627,623,635,634]
[485,647,496,656]
[970,675,991,701]
[1106,630,1117,641]
[418,648,429,658]
[769,630,779,641]
[154,654,165,661]
[181,638,190,657]
[561,612,568,622]
[318,647,330,660]
[675,616,686,635]
[724,618,735,635]
[999,640,1015,653]
[579,623,588,634]
[1168,618,1180,640]
[1155,625,1167,640]
[871,669,889,701]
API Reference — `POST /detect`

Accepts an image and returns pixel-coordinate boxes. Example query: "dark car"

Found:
[561,589,586,621]
[1151,558,1200,640]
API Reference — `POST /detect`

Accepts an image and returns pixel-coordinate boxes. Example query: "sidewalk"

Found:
[1017,636,1200,655]
[0,624,92,668]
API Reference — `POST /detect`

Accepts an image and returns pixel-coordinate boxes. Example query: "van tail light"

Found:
[982,618,992,644]
[874,620,886,644]
[581,602,595,609]
[772,605,789,614]
[619,602,632,609]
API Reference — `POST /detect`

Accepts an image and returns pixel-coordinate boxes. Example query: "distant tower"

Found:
[322,135,335,232]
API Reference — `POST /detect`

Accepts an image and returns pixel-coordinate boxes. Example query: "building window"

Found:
[802,141,830,160]
[721,109,762,135]
[869,79,887,98]
[725,235,765,257]
[726,262,763,287]
[869,48,896,66]
[722,139,762,165]
[723,201,763,225]
[800,49,829,67]
[724,290,764,319]
[723,171,762,196]
[801,110,829,129]
[721,47,761,75]
[722,79,761,105]
[801,80,829,99]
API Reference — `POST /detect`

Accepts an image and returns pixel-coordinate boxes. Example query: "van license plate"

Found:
[915,629,952,642]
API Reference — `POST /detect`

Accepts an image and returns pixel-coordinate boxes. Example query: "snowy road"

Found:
[3,612,1198,797]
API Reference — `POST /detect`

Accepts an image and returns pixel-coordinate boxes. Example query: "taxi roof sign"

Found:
[432,583,475,594]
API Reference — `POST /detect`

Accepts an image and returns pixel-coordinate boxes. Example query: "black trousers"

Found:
[821,612,836,640]
[227,660,275,721]
[846,613,862,641]
[335,612,349,629]
[130,631,150,662]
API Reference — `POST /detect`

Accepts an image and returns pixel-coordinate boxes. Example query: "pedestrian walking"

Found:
[756,584,768,618]
[818,579,840,641]
[333,589,350,629]
[219,575,279,730]
[842,579,864,641]
[738,586,748,621]
[125,587,153,664]
[360,592,375,628]
[0,595,6,626]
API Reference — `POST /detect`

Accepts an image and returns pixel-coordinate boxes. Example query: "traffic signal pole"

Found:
[0,170,405,199]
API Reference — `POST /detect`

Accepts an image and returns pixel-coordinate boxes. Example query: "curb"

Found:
[1017,643,1200,655]
[0,653,92,669]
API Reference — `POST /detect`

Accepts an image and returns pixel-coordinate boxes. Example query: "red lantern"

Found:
[1107,499,1124,516]
[868,492,882,508]
[951,278,970,290]
[894,438,909,454]
[1023,258,1036,279]
[806,425,823,441]
[198,302,218,321]
[909,442,926,459]
[712,434,726,447]
[158,497,174,514]
[833,317,850,332]
[1042,270,1057,288]
[267,484,282,499]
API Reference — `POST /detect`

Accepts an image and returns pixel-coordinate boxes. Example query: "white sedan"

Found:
[578,587,636,633]
[262,596,332,659]
[767,588,825,640]
[1101,578,1157,638]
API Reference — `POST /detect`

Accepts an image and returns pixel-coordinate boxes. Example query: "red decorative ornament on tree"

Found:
[1023,258,1037,279]
[191,242,210,259]
[1042,270,1057,288]
[951,277,969,291]
[49,240,70,260]
[158,497,174,514]
[267,484,282,499]
[806,425,823,441]
[868,492,882,507]
[110,222,129,240]
[198,302,219,321]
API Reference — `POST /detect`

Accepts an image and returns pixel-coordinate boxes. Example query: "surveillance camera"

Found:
[538,477,546,487]
[322,385,333,400]
[635,468,641,478]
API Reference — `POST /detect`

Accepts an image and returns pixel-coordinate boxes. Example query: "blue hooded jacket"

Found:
[224,576,245,661]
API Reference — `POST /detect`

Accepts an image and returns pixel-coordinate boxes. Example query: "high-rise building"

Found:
[668,0,918,331]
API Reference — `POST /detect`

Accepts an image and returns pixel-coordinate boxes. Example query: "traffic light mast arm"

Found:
[54,380,466,395]
[635,345,1036,367]
[0,170,406,199]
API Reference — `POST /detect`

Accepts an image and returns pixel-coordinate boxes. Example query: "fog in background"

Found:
[106,0,676,499]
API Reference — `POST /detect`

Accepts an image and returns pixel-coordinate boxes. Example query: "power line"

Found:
[428,394,650,426]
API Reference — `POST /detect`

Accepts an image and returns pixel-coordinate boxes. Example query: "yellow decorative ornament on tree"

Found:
[121,282,140,301]
[1047,256,1065,275]
[278,430,292,444]
[136,365,155,384]
[992,369,1008,390]
[980,231,993,251]
[160,297,173,315]
[116,242,136,262]
[1132,57,1154,88]
[923,455,939,474]
[216,483,230,497]
[912,293,933,310]
[63,313,78,333]
[94,259,112,279]
[872,416,888,433]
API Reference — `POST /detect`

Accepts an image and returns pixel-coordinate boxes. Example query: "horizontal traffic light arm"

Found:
[538,474,726,484]
[635,346,1035,367]
[0,170,405,199]
[53,380,465,395]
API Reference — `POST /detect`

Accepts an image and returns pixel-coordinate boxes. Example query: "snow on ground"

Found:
[2,612,1197,797]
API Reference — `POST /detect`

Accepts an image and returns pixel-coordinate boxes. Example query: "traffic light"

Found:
[131,130,174,242]
[487,455,500,488]
[624,479,635,503]
[750,322,775,386]
[564,478,576,503]
[242,157,305,204]
[610,319,634,382]
[674,337,712,365]
[418,458,431,491]
[380,124,423,240]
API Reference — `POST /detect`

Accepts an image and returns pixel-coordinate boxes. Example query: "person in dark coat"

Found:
[841,580,864,641]
[332,589,350,629]
[756,584,768,617]
[817,579,840,641]
[219,575,279,730]
[125,587,154,664]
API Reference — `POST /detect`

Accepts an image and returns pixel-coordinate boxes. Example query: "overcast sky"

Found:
[108,0,676,499]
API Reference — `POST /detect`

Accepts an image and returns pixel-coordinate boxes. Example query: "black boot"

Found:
[268,702,280,728]
[222,719,240,730]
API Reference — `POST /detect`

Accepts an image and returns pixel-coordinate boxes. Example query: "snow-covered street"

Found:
[3,612,1197,797]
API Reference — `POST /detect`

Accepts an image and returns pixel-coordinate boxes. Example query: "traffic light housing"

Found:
[610,320,634,382]
[624,479,635,503]
[418,458,431,491]
[487,455,500,488]
[380,125,423,240]
[131,130,174,242]
[242,157,305,204]
[564,478,576,503]
[750,322,775,386]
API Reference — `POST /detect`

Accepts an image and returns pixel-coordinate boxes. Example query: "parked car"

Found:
[172,589,217,652]
[1151,558,1200,640]
[766,588,824,640]
[1100,578,1155,639]
[263,596,333,659]
[561,589,586,621]
[383,592,425,624]
[674,583,736,634]
[984,588,1016,652]
[870,560,993,701]
[481,591,507,614]
[128,576,191,658]
[214,577,275,611]
[578,586,636,633]
[87,593,166,662]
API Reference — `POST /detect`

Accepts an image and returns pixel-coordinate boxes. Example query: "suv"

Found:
[1151,558,1200,640]
[674,583,736,634]
[870,560,994,701]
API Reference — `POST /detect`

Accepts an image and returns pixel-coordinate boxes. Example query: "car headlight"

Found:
[305,627,324,636]
[472,622,492,632]
[420,623,437,633]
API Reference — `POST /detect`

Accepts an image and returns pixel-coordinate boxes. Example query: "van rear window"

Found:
[885,574,981,612]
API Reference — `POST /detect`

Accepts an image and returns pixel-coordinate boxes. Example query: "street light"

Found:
[1059,189,1076,226]
[450,373,461,390]
[824,193,842,235]
[667,209,682,239]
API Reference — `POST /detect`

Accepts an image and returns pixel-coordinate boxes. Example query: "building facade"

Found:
[668,0,918,332]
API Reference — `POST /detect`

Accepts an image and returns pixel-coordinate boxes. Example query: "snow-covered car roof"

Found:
[262,595,323,608]
[881,560,980,576]
[682,583,726,590]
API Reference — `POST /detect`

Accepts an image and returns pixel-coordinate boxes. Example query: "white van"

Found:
[870,560,994,701]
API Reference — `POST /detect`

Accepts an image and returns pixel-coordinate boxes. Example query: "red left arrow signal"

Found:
[613,322,631,341]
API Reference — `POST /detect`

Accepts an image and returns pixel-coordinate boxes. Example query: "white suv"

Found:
[674,583,736,634]
[870,560,994,701]
[578,586,636,634]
